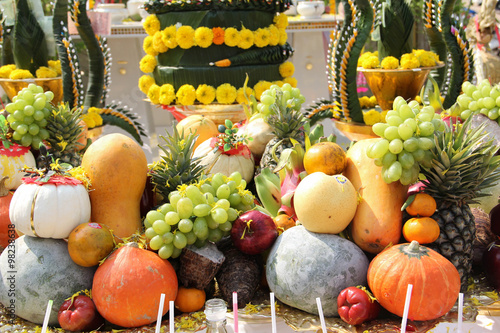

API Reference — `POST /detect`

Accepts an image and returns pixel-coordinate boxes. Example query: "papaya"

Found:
[81,133,148,241]
[343,139,407,254]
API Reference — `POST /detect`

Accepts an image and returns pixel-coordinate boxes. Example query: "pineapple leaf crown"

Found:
[0,114,12,149]
[421,117,500,205]
[45,103,83,152]
[151,127,205,199]
[267,94,308,139]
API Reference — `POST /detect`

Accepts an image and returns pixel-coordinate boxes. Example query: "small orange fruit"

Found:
[403,217,440,244]
[68,222,115,267]
[274,214,296,232]
[303,142,347,175]
[406,193,437,217]
[175,286,206,313]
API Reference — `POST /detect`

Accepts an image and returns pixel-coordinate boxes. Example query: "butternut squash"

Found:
[343,139,407,254]
[81,133,148,241]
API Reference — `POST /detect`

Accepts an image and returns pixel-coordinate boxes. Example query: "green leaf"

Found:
[223,143,231,151]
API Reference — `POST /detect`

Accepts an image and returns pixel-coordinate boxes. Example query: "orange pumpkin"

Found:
[92,242,178,328]
[176,115,219,150]
[367,241,461,321]
[0,176,17,249]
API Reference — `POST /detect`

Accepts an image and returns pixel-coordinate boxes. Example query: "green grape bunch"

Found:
[4,83,53,148]
[366,96,445,185]
[257,83,306,117]
[455,79,500,122]
[143,171,255,260]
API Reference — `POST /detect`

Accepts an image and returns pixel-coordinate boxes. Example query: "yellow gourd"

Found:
[81,133,148,241]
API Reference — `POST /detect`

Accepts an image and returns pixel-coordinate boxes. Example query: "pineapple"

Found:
[258,102,307,173]
[150,127,205,201]
[38,104,85,168]
[421,118,500,291]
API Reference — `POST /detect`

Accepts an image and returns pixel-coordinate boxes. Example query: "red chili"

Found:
[337,286,381,326]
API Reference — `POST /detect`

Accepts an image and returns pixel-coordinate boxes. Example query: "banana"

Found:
[255,167,281,217]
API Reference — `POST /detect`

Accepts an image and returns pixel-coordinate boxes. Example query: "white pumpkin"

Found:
[0,144,36,190]
[193,138,255,183]
[9,176,91,239]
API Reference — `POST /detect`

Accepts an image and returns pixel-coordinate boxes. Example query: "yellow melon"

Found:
[176,115,219,150]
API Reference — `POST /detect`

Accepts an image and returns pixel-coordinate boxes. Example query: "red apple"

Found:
[58,294,104,332]
[230,210,278,255]
[482,239,500,292]
[489,203,500,236]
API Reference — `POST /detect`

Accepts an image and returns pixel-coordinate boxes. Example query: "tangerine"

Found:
[406,193,437,217]
[274,214,296,233]
[68,222,115,267]
[402,217,440,244]
[175,286,206,313]
[303,142,347,175]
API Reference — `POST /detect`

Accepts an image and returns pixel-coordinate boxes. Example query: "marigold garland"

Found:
[196,84,216,105]
[176,84,197,105]
[216,84,237,104]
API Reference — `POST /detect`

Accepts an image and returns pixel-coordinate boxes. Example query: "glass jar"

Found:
[95,3,128,25]
[204,298,228,333]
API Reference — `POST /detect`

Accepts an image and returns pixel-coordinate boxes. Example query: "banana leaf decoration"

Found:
[100,103,148,145]
[210,43,293,67]
[53,0,84,109]
[422,0,447,88]
[1,19,15,66]
[371,0,414,61]
[13,0,48,74]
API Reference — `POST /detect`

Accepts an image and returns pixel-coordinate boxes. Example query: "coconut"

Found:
[472,207,497,266]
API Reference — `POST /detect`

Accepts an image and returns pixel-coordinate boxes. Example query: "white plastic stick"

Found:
[458,292,464,333]
[401,284,413,333]
[41,299,53,333]
[233,292,239,333]
[270,292,277,333]
[316,297,328,333]
[170,300,175,333]
[156,293,166,333]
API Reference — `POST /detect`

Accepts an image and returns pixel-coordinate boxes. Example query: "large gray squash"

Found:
[0,236,96,326]
[266,226,369,317]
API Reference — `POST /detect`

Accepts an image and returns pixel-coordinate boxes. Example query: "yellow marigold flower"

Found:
[91,112,103,127]
[195,27,213,48]
[224,27,240,47]
[139,75,155,94]
[147,84,161,104]
[176,84,196,105]
[273,80,284,87]
[400,53,420,69]
[417,52,436,67]
[254,28,270,48]
[369,95,378,107]
[162,25,178,49]
[236,87,254,104]
[380,110,388,122]
[359,96,371,108]
[278,29,287,45]
[143,15,161,36]
[81,113,96,128]
[48,60,62,75]
[268,25,280,46]
[279,62,294,78]
[68,166,91,189]
[140,55,157,73]
[216,84,237,104]
[413,49,426,57]
[274,13,289,30]
[283,77,298,87]
[10,69,34,79]
[254,81,272,100]
[176,25,195,49]
[196,84,216,105]
[213,27,225,45]
[143,36,159,56]
[0,64,16,78]
[362,109,381,125]
[373,51,379,57]
[358,51,373,67]
[380,56,399,69]
[159,84,176,105]
[361,55,379,69]
[153,31,168,53]
[238,28,254,49]
[35,66,58,78]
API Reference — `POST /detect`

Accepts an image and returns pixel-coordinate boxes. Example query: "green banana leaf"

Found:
[13,0,48,73]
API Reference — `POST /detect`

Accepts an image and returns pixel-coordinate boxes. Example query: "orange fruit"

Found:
[175,286,206,313]
[274,214,296,232]
[303,142,347,175]
[68,222,115,267]
[176,115,219,150]
[406,193,437,217]
[403,217,440,244]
